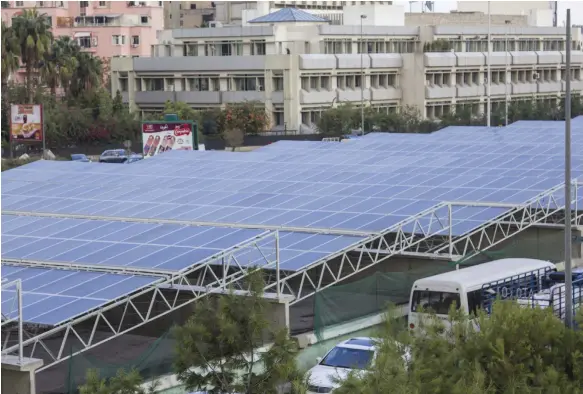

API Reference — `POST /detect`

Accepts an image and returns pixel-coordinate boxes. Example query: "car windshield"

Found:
[320,347,374,369]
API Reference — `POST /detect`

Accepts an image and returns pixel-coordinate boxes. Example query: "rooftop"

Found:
[248,7,328,24]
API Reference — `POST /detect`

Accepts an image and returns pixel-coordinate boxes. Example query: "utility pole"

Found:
[486,0,492,127]
[564,8,573,328]
[505,20,511,126]
[360,14,367,136]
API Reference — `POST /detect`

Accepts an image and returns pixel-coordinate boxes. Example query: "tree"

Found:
[78,368,157,394]
[42,35,80,96]
[334,302,583,394]
[223,127,244,151]
[218,101,270,136]
[11,9,53,102]
[173,270,306,394]
[1,21,21,84]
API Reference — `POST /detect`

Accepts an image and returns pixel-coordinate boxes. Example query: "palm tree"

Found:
[70,51,102,97]
[11,9,53,102]
[1,21,21,84]
[42,36,80,96]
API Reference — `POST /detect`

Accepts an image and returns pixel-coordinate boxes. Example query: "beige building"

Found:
[112,5,583,133]
[164,1,215,29]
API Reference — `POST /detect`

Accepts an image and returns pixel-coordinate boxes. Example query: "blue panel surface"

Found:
[1,264,160,325]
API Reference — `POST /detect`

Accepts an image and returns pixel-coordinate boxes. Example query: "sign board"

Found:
[10,104,43,142]
[141,121,198,157]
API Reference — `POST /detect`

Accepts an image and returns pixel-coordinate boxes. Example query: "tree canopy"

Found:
[334,302,583,394]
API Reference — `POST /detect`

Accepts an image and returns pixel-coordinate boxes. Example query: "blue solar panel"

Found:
[1,215,366,273]
[1,265,160,325]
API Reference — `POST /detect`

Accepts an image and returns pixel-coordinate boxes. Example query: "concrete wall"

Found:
[405,12,528,26]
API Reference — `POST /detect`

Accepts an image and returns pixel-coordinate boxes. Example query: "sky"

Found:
[393,1,583,25]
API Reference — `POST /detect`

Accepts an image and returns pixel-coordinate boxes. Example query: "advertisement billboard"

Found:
[10,104,43,142]
[141,121,194,157]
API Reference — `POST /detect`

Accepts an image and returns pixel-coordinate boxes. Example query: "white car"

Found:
[306,337,378,394]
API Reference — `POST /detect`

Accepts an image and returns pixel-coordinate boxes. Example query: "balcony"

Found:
[457,85,485,98]
[300,90,337,105]
[489,83,509,96]
[338,89,371,102]
[178,91,221,105]
[271,91,284,104]
[425,85,455,99]
[222,91,265,103]
[537,81,562,93]
[135,91,175,104]
[370,87,401,101]
[425,53,456,68]
[562,80,583,91]
[511,83,537,95]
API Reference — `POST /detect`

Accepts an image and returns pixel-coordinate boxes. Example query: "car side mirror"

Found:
[316,357,322,364]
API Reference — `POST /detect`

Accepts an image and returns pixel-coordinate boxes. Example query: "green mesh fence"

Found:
[65,329,175,393]
[314,265,451,341]
[314,228,567,340]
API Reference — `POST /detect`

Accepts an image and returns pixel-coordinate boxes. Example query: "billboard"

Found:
[10,104,43,142]
[141,121,194,157]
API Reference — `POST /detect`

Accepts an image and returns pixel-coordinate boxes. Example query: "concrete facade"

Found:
[1,356,43,394]
[111,15,583,133]
[163,1,215,29]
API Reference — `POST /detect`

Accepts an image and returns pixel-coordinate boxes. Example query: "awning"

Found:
[74,32,91,38]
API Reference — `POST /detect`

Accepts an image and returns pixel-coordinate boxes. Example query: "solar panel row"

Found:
[1,265,160,325]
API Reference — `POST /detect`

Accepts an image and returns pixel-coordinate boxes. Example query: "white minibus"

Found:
[408,258,557,331]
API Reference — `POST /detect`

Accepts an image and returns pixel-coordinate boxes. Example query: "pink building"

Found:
[2,1,163,60]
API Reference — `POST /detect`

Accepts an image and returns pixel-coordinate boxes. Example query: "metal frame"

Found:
[1,279,23,365]
[2,181,581,371]
[264,182,578,304]
[1,231,281,371]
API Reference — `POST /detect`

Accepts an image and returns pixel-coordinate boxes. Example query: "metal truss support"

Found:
[1,279,23,365]
[1,231,281,372]
[265,183,575,305]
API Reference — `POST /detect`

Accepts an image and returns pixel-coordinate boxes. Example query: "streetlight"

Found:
[505,20,511,126]
[564,8,573,329]
[360,14,367,136]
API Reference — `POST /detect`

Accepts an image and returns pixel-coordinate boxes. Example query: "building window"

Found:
[273,110,284,126]
[78,36,91,48]
[372,73,398,88]
[131,35,140,46]
[273,74,284,91]
[79,1,88,7]
[112,35,125,45]
[183,43,198,56]
[98,1,107,6]
[251,40,266,55]
[141,16,148,24]
[231,75,265,91]
[15,1,24,5]
[185,76,219,91]
[190,3,196,9]
[323,39,352,54]
[119,78,128,92]
[143,78,164,91]
[37,1,44,6]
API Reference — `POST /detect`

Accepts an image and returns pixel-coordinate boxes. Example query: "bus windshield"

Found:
[411,290,461,315]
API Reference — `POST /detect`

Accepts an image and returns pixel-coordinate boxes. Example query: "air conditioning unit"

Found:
[533,72,540,80]
[209,21,223,28]
[256,85,264,91]
[132,43,139,48]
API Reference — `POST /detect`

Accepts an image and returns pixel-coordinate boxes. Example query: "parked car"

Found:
[99,149,143,164]
[70,153,91,162]
[306,337,410,393]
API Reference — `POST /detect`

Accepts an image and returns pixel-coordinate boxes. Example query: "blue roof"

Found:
[248,8,328,23]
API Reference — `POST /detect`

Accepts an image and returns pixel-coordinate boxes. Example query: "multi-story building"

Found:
[110,5,583,133]
[163,1,215,29]
[2,1,163,60]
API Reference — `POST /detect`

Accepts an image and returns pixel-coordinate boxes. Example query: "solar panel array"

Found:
[2,119,582,325]
[1,265,160,325]
[2,215,364,272]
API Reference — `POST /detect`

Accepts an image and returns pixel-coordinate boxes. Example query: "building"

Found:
[163,1,215,29]
[110,5,583,133]
[2,1,164,62]
[457,1,556,27]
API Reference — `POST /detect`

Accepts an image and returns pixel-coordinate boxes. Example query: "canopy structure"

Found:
[2,118,582,373]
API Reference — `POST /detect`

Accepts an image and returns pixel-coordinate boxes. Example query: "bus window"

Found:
[411,290,461,315]
[467,289,483,315]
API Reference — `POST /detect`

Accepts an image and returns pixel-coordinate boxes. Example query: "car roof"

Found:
[335,337,377,351]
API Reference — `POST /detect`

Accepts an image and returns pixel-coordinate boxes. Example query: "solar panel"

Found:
[1,215,366,272]
[1,264,160,325]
